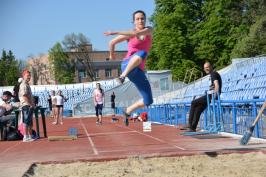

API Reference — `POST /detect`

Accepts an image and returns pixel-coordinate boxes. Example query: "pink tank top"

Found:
[93,89,104,104]
[125,34,152,70]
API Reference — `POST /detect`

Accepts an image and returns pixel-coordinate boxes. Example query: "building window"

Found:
[79,71,86,79]
[160,78,169,91]
[94,69,99,79]
[105,69,112,78]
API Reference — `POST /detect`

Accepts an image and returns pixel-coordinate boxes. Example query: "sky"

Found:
[0,0,155,60]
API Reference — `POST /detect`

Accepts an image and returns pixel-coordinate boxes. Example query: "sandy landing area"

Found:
[26,152,266,177]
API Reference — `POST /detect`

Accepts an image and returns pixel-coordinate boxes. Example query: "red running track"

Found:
[1,116,266,177]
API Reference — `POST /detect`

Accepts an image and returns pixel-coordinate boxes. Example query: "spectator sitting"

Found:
[0,91,14,117]
[0,91,15,140]
[186,62,222,132]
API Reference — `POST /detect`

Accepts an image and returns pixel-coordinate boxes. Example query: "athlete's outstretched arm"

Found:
[104,27,153,37]
[104,27,152,59]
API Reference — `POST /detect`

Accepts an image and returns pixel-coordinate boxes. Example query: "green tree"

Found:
[6,50,20,86]
[148,0,203,81]
[192,0,247,69]
[48,43,74,84]
[149,0,262,81]
[231,16,266,58]
[0,50,8,85]
[242,0,266,26]
[0,50,20,86]
[62,33,95,81]
[231,0,266,58]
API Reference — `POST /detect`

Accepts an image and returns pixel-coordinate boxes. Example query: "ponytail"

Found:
[96,83,104,95]
[100,88,104,96]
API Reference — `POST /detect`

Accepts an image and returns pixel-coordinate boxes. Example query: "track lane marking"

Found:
[88,130,136,137]
[116,124,186,150]
[0,142,22,155]
[80,119,99,155]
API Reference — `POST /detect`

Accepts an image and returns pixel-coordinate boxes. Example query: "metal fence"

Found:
[116,98,266,138]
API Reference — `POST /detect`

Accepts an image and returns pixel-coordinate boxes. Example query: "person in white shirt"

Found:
[19,70,35,142]
[54,90,66,125]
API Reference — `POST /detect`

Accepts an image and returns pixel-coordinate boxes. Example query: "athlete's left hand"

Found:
[104,31,113,36]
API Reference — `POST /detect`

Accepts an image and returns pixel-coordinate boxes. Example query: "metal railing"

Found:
[116,98,266,138]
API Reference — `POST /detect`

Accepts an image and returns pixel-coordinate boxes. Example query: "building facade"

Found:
[28,44,127,85]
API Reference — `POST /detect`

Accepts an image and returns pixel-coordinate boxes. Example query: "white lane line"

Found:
[80,119,99,155]
[116,124,186,151]
[0,142,22,155]
[89,131,136,137]
[172,144,186,150]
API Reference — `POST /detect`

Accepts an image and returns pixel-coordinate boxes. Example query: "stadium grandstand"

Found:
[146,55,266,139]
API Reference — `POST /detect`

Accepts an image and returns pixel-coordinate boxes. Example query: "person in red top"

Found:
[104,10,153,126]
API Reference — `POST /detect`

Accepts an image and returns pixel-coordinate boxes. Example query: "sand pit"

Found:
[26,152,266,177]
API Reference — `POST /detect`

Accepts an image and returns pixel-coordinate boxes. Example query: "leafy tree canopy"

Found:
[147,0,266,82]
